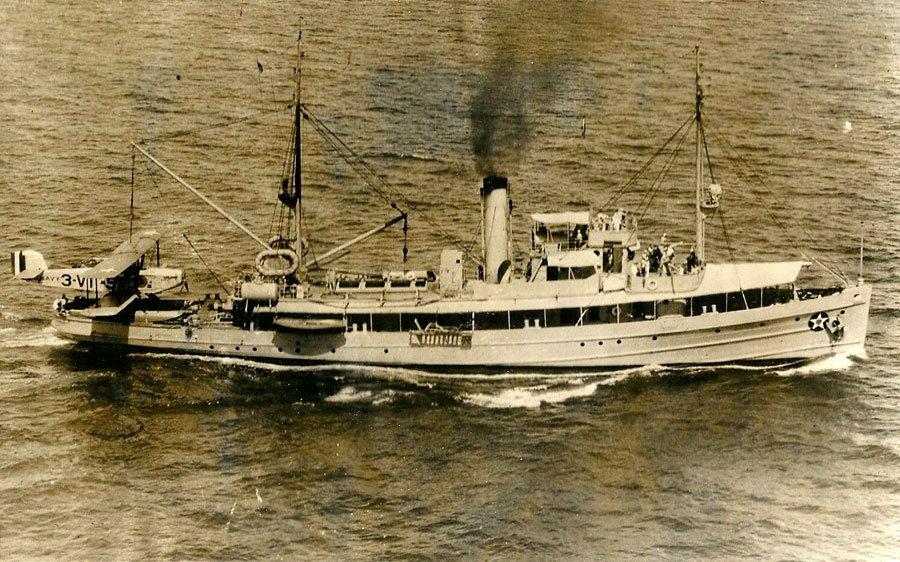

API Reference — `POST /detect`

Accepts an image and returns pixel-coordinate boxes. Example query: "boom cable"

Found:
[299,104,483,265]
[600,113,694,212]
[632,116,695,229]
[705,122,848,283]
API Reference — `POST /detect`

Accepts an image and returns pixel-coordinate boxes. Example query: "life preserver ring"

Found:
[255,248,299,277]
[647,278,658,291]
[808,311,829,332]
[185,325,193,339]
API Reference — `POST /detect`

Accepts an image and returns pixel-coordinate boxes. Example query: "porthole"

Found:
[840,310,846,315]
[616,339,622,344]
[580,342,585,347]
[235,346,240,351]
[384,349,389,354]
[331,348,336,354]
[598,341,603,346]
[652,335,658,341]
[795,317,801,322]
[209,345,214,350]
[759,323,765,327]
[278,347,283,352]
[252,347,257,351]
[714,329,721,334]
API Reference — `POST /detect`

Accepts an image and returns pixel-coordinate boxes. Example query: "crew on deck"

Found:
[592,208,636,232]
[633,236,686,277]
[685,246,700,273]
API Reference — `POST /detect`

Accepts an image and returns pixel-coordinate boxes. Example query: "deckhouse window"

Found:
[510,310,543,329]
[436,313,474,330]
[474,311,508,330]
[371,314,401,332]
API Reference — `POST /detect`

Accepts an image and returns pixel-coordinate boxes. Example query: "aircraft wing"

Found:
[84,231,160,280]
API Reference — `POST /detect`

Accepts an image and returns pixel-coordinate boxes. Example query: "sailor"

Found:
[666,244,676,263]
[612,209,624,231]
[604,247,614,271]
[686,246,699,272]
[639,250,649,276]
[596,212,609,231]
[649,245,662,273]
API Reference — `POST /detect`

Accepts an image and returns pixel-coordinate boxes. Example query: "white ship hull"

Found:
[52,284,869,370]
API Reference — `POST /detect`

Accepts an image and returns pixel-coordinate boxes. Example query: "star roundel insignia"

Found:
[808,312,829,332]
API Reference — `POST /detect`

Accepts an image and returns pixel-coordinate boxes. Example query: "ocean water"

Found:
[1,1,899,559]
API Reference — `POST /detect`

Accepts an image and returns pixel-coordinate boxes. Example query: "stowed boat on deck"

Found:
[19,46,871,369]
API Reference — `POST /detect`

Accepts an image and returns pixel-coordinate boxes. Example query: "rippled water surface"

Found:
[1,1,899,559]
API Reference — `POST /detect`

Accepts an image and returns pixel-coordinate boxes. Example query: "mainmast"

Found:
[293,29,304,273]
[694,46,705,264]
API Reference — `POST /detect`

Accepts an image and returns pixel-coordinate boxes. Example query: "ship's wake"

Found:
[120,350,865,410]
[774,352,860,377]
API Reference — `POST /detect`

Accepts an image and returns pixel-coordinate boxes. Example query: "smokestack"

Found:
[481,176,511,284]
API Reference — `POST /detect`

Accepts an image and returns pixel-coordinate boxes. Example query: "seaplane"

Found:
[11,231,188,320]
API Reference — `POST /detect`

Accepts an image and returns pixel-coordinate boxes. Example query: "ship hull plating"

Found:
[52,285,870,369]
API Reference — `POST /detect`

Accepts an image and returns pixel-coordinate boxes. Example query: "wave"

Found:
[139,352,332,373]
[0,311,25,322]
[324,385,415,406]
[0,327,70,349]
[372,151,436,162]
[459,369,654,409]
[462,380,602,409]
[324,385,374,403]
[774,353,860,377]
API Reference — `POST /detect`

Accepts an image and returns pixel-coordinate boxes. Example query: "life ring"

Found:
[185,325,193,339]
[808,311,829,332]
[647,278,658,291]
[255,248,299,277]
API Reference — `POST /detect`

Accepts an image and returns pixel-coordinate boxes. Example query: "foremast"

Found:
[271,29,306,282]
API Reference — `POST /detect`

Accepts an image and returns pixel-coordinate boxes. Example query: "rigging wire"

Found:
[717,207,750,308]
[631,116,695,230]
[704,122,849,284]
[299,104,483,265]
[134,151,232,290]
[182,233,229,292]
[600,113,694,212]
[700,119,716,184]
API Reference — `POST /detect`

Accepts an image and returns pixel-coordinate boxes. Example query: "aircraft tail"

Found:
[11,250,47,280]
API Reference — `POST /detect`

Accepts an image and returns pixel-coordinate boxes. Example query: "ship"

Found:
[11,47,871,370]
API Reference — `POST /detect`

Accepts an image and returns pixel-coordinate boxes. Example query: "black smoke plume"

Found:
[468,3,599,176]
